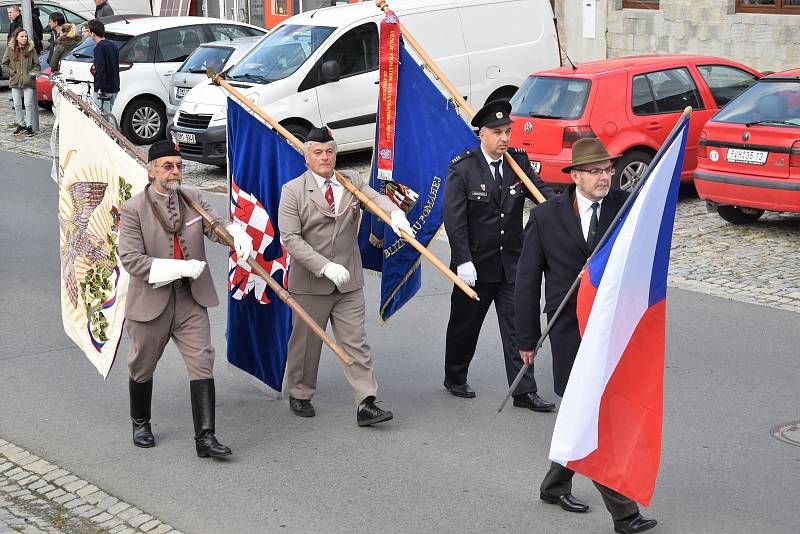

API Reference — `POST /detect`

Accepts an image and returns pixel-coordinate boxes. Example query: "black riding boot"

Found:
[190,379,232,458]
[129,378,155,448]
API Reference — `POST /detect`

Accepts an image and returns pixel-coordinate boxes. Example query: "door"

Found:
[628,67,708,177]
[153,26,209,94]
[312,22,380,148]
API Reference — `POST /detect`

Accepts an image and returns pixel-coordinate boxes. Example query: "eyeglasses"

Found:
[158,162,184,171]
[575,166,615,176]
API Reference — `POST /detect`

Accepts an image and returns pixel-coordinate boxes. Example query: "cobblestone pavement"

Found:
[0,439,181,534]
[1,90,798,532]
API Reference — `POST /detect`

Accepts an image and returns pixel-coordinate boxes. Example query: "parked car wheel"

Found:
[283,122,310,143]
[122,97,166,145]
[614,150,652,192]
[716,205,764,224]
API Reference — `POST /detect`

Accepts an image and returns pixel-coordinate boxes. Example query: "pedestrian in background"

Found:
[46,11,65,58]
[80,24,94,46]
[86,19,118,114]
[7,3,44,54]
[49,23,81,72]
[2,28,39,137]
[94,0,114,18]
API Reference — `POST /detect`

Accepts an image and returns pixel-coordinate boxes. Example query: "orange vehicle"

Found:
[510,55,762,191]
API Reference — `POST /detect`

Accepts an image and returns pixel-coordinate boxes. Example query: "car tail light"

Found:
[119,62,133,72]
[698,131,708,158]
[790,141,800,167]
[90,65,96,77]
[563,126,596,149]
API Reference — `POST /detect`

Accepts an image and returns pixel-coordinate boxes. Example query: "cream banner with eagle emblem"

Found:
[58,98,148,378]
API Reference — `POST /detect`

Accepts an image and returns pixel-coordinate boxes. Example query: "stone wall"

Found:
[605,0,800,72]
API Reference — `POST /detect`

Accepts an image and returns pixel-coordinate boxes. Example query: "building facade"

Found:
[557,0,800,72]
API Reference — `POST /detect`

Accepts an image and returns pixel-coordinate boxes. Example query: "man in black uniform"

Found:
[515,138,657,533]
[442,99,556,411]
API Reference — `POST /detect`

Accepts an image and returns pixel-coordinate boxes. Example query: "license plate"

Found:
[175,132,196,144]
[530,160,541,174]
[175,86,190,98]
[726,148,767,165]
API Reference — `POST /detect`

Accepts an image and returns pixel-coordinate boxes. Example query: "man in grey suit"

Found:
[278,127,414,426]
[119,140,253,457]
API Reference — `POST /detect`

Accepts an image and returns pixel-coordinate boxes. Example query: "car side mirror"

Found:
[321,60,340,83]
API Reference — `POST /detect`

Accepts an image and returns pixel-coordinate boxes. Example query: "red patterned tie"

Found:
[324,179,335,213]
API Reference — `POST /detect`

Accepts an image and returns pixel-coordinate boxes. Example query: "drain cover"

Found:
[771,421,800,447]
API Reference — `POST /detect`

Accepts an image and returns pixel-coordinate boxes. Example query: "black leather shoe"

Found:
[195,429,232,458]
[289,397,316,417]
[443,379,476,398]
[357,397,393,426]
[614,513,657,533]
[540,493,589,513]
[513,392,555,412]
[131,418,155,448]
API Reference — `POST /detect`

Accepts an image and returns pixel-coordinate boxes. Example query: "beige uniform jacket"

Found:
[119,186,225,322]
[278,169,396,295]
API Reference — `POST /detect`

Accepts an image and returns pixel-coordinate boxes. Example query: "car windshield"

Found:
[510,76,591,120]
[179,46,234,74]
[713,80,800,126]
[227,24,335,84]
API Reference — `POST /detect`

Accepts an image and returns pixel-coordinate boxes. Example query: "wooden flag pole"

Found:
[212,75,480,302]
[374,0,546,204]
[54,80,354,367]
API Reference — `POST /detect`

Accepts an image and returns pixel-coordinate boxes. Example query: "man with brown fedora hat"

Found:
[515,137,658,533]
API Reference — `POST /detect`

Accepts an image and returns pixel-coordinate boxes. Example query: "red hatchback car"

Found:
[509,55,762,190]
[694,69,800,223]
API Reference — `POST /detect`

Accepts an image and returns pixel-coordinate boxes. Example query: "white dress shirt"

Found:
[312,171,343,213]
[575,188,602,242]
[481,148,504,181]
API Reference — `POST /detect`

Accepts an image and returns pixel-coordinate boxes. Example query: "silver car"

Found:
[167,36,261,118]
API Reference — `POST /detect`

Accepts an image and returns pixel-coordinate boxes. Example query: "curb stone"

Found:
[0,437,180,534]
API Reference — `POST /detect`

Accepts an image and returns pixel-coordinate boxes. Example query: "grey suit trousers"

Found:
[285,288,377,406]
[126,283,215,382]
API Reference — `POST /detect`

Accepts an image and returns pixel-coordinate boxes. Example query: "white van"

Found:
[170,0,560,165]
[56,0,153,19]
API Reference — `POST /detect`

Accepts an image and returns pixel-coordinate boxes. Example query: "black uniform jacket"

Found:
[444,147,555,283]
[515,184,629,351]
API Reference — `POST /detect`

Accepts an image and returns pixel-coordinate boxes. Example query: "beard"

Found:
[163,178,181,192]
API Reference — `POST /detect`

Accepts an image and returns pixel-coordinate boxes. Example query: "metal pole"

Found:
[19,0,39,131]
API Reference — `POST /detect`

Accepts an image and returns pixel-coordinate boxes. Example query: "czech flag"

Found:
[548,114,690,506]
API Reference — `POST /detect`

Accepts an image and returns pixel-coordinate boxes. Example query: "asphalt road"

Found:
[1,150,798,534]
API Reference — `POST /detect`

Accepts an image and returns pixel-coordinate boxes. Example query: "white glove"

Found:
[322,262,350,287]
[180,259,207,280]
[456,261,477,287]
[389,209,415,238]
[226,223,253,260]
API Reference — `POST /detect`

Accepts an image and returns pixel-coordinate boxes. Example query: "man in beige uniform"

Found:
[120,140,253,457]
[278,127,414,426]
